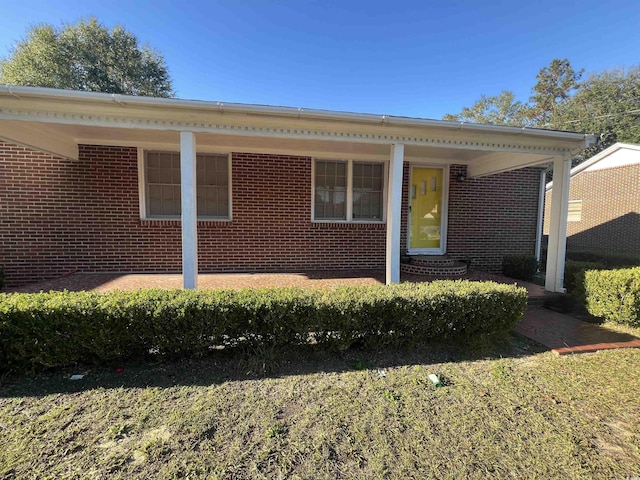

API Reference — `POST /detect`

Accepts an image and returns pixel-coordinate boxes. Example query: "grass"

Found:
[1,335,639,479]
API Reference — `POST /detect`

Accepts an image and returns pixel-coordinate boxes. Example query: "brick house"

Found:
[0,85,595,291]
[544,143,640,255]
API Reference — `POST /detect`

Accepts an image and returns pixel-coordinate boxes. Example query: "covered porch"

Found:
[0,85,596,291]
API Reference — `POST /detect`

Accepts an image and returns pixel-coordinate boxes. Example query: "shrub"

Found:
[0,281,528,373]
[583,267,640,327]
[502,255,538,281]
[566,251,640,268]
[564,260,603,297]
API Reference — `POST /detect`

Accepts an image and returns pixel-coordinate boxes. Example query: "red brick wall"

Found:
[544,165,640,254]
[1,142,542,285]
[446,165,542,271]
[0,143,385,286]
[398,163,540,273]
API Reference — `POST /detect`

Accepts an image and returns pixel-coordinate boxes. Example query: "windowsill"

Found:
[311,220,386,229]
[312,219,385,224]
[140,217,232,225]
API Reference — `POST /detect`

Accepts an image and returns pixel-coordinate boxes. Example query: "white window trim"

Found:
[311,158,388,223]
[137,148,233,221]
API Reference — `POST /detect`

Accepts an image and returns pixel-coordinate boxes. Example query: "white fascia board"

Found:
[0,120,78,159]
[0,84,591,143]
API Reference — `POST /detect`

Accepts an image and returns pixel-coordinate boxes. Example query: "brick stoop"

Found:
[401,255,468,276]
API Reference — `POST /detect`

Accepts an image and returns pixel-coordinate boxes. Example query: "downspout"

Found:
[535,167,550,263]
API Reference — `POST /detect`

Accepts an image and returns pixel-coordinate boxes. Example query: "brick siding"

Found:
[445,165,542,271]
[1,142,541,286]
[543,165,640,255]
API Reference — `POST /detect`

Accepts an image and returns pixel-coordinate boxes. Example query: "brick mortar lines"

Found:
[2,142,543,286]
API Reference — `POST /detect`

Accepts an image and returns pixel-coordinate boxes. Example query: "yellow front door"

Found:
[409,167,444,250]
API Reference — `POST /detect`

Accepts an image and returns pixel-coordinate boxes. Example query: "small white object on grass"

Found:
[377,369,387,377]
[69,374,84,380]
[428,373,442,387]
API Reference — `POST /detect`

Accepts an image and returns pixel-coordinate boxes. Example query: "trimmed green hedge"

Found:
[0,281,528,372]
[564,260,604,296]
[583,267,640,327]
[567,251,640,268]
[502,255,538,281]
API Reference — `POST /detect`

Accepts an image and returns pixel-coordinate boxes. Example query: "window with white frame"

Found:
[313,159,385,222]
[143,151,230,219]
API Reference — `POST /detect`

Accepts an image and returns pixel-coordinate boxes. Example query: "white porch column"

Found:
[535,169,547,263]
[545,156,571,292]
[180,131,198,289]
[386,143,405,285]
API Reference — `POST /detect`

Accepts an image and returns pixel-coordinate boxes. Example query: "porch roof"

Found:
[0,85,595,177]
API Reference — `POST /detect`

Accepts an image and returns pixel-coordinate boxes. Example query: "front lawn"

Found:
[1,337,639,479]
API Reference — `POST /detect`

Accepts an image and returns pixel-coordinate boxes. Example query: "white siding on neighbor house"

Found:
[583,146,640,172]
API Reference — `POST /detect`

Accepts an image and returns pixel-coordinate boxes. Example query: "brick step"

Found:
[528,293,575,309]
[527,295,550,307]
[401,261,468,277]
[408,255,456,267]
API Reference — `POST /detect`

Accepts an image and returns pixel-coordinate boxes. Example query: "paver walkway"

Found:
[516,307,640,355]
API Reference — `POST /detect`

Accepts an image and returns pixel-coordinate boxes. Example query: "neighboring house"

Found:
[0,85,595,291]
[544,143,640,255]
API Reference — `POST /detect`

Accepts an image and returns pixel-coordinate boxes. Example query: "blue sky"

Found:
[1,0,639,119]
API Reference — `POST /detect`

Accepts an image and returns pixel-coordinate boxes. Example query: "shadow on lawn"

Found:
[0,333,546,398]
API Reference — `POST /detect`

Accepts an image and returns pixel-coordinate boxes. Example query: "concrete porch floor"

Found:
[7,269,547,296]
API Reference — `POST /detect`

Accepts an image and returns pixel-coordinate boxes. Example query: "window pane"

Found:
[352,162,383,220]
[194,155,230,218]
[314,160,347,220]
[196,187,205,216]
[146,151,229,219]
[158,165,172,183]
[216,157,228,173]
[148,184,162,201]
[173,186,181,215]
[159,153,172,170]
[172,168,182,184]
[147,153,159,168]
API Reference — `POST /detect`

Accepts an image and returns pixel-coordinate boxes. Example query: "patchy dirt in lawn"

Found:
[1,337,639,479]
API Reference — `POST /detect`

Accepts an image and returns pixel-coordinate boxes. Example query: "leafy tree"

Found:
[529,58,583,125]
[0,18,174,97]
[548,67,640,156]
[442,90,532,126]
[444,59,582,127]
[443,59,640,159]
